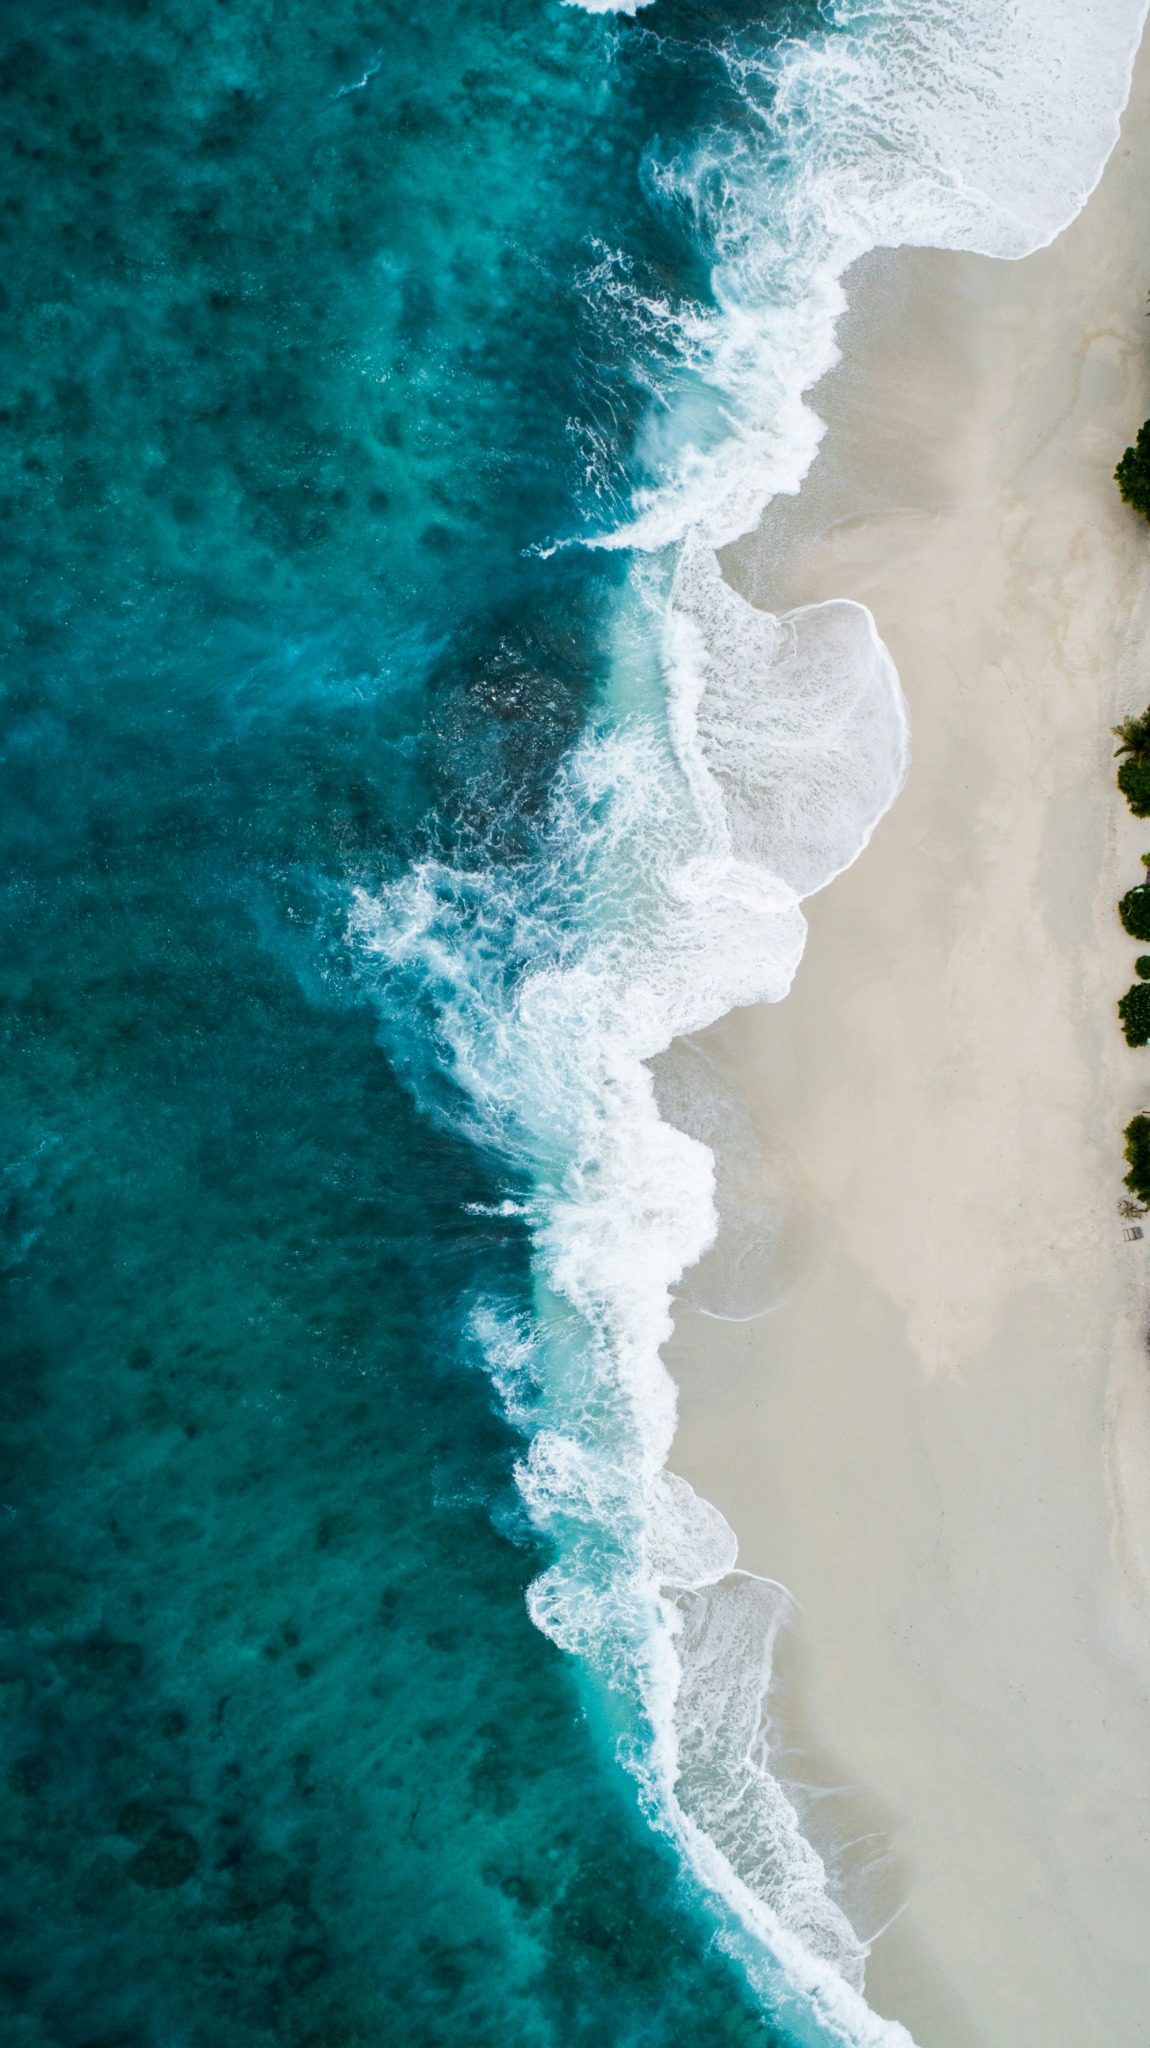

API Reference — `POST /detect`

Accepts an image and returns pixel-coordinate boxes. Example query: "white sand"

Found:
[665,39,1150,2048]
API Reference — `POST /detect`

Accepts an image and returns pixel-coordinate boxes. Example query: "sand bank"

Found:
[665,37,1150,2048]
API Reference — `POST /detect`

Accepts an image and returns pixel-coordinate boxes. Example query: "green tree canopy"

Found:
[1113,708,1150,756]
[1119,884,1150,941]
[1119,982,1150,1046]
[1116,421,1150,520]
[1124,1113,1150,1203]
[1118,759,1150,816]
[1111,704,1150,816]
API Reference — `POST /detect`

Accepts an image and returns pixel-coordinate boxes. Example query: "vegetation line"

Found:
[1111,420,1150,1201]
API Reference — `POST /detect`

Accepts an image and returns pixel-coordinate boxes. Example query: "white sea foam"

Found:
[567,0,655,14]
[353,556,910,2042]
[669,541,907,895]
[356,0,1147,2039]
[651,1038,805,1320]
[586,0,1148,551]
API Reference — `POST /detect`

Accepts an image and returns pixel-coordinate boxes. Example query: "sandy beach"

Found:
[665,33,1150,2048]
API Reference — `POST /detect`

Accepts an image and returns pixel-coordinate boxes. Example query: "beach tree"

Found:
[1116,421,1150,520]
[1112,708,1150,813]
[1124,1114,1150,1204]
[1118,758,1150,815]
[1113,707,1150,756]
[1119,883,1150,941]
[1118,982,1150,1046]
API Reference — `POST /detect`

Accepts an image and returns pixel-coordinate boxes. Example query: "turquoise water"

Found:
[4,0,1145,2040]
[0,0,798,2041]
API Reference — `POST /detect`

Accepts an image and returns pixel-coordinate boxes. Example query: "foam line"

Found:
[353,554,910,2038]
[585,0,1148,551]
[355,0,1147,2035]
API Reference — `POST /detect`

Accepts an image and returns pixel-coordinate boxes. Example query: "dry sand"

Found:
[666,36,1150,2048]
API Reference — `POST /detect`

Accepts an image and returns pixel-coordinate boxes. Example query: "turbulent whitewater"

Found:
[354,0,1147,2040]
[5,0,1135,2037]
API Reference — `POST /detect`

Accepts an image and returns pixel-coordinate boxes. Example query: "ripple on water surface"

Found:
[0,0,795,2039]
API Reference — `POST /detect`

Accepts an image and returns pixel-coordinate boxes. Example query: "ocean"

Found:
[0,1,1144,2044]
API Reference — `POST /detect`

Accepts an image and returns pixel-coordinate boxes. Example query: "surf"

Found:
[353,0,1149,2037]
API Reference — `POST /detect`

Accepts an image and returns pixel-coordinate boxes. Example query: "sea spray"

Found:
[583,0,1148,555]
[4,0,1142,2029]
[353,0,1149,2035]
[352,549,910,2039]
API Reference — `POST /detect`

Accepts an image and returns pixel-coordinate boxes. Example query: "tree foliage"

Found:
[1111,704,1150,814]
[1119,883,1150,941]
[1117,758,1150,815]
[1113,707,1150,757]
[1116,421,1150,520]
[1119,982,1150,1046]
[1124,1114,1150,1203]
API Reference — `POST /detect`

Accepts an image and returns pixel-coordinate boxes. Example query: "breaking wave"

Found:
[353,0,1146,2037]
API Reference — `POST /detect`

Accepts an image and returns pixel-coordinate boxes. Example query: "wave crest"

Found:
[587,0,1147,549]
[352,548,910,2040]
[355,0,1146,2034]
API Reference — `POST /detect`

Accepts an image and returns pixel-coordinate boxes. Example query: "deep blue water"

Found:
[0,0,808,2041]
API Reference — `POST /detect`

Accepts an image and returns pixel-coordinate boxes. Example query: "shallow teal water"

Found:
[0,0,811,2040]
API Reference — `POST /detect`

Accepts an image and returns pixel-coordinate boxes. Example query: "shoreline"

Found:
[666,36,1150,2048]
